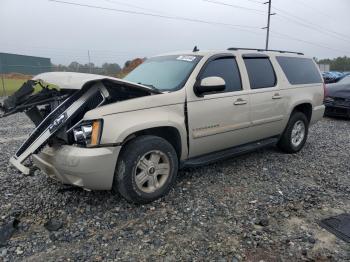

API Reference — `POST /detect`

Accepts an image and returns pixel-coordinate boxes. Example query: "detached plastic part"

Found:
[9,157,30,175]
[319,213,350,243]
[0,219,20,247]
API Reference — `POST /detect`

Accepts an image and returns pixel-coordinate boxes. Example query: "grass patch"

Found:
[0,78,57,96]
[0,78,28,96]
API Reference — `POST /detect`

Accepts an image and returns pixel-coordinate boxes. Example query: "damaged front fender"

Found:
[1,72,160,174]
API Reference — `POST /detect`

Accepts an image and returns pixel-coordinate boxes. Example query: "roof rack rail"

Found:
[227,47,304,55]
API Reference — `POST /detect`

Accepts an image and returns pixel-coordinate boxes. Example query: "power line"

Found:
[272,6,350,41]
[202,0,266,14]
[41,0,350,56]
[48,0,261,30]
[207,0,350,44]
[102,0,167,15]
[271,31,349,54]
[243,0,264,4]
[292,0,336,19]
[274,13,350,45]
[207,0,274,50]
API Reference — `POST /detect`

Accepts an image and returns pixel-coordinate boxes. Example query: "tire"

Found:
[113,135,178,204]
[278,111,309,153]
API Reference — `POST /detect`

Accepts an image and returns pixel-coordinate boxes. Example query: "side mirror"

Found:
[194,76,226,96]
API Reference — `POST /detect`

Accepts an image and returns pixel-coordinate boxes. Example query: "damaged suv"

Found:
[0,48,325,203]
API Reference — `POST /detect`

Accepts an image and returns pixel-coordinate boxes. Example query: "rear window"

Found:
[276,56,322,85]
[244,57,276,89]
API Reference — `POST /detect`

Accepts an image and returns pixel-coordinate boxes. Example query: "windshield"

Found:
[124,55,201,91]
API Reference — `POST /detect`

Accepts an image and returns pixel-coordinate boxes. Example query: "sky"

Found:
[0,0,349,66]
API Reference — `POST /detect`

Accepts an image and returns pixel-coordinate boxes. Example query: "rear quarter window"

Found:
[276,56,322,85]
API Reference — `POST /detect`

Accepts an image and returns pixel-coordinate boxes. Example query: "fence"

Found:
[318,63,330,72]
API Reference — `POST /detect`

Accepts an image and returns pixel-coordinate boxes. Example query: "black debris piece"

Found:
[319,213,350,243]
[0,219,20,247]
[1,80,36,112]
[57,186,84,193]
[258,218,269,227]
[44,219,63,232]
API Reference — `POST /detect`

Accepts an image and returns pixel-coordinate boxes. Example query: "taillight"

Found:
[323,82,327,100]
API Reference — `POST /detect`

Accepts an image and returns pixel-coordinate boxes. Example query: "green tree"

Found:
[102,63,122,76]
[318,56,350,71]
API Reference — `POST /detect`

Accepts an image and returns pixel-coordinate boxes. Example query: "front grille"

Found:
[15,92,80,157]
[333,97,350,107]
[325,107,349,116]
[15,88,105,158]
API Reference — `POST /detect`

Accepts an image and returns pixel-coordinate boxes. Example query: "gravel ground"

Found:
[1,113,350,261]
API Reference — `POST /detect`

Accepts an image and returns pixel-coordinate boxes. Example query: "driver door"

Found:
[186,55,252,158]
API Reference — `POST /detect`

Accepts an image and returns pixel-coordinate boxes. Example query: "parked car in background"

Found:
[1,48,325,203]
[322,71,347,84]
[324,75,350,118]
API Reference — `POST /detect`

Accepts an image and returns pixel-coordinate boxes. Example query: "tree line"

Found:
[52,62,122,76]
[51,58,145,77]
[316,56,350,71]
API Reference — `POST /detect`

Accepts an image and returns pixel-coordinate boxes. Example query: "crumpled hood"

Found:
[33,72,160,94]
[327,83,350,99]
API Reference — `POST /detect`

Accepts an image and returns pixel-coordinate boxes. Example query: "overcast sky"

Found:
[0,0,349,66]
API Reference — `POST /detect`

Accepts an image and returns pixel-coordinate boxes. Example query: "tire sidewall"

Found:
[286,112,309,152]
[116,136,178,203]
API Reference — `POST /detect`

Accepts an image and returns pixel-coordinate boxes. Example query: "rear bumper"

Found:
[32,145,121,190]
[310,105,325,125]
[324,105,350,118]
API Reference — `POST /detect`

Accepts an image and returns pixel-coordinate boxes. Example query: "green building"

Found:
[0,52,51,75]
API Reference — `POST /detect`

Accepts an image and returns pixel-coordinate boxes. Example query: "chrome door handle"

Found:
[234,98,247,105]
[272,93,282,99]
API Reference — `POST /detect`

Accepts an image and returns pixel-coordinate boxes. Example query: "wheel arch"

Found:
[291,102,312,123]
[122,126,184,160]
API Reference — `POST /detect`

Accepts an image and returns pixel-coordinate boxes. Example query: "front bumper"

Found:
[324,104,350,118]
[32,145,121,190]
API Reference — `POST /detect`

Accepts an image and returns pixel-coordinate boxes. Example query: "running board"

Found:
[182,137,278,168]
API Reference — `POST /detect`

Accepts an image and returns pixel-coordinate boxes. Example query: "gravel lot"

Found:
[1,113,350,261]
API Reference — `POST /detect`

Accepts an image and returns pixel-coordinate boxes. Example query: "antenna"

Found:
[193,46,199,52]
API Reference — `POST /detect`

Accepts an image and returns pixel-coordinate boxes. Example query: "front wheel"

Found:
[278,111,309,153]
[113,135,178,204]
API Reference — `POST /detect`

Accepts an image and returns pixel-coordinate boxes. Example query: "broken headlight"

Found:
[73,120,102,147]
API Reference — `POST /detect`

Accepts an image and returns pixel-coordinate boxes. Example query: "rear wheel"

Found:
[278,111,309,153]
[113,135,178,204]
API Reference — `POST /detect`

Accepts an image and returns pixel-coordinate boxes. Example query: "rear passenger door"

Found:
[243,54,286,139]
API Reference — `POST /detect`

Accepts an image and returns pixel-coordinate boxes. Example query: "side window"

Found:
[200,57,242,92]
[276,56,322,85]
[244,57,276,89]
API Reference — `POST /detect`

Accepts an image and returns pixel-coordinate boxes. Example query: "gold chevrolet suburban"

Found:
[0,48,325,203]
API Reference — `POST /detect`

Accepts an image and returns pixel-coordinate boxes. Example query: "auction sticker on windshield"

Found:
[176,55,197,62]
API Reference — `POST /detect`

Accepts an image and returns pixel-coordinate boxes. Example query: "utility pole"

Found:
[263,0,275,50]
[87,50,92,73]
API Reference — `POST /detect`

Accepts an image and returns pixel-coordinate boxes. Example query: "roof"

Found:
[156,48,306,58]
[0,52,50,61]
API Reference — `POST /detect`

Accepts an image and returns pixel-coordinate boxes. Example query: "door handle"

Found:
[233,98,247,105]
[272,93,282,99]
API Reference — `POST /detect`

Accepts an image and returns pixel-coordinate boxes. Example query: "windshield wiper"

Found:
[138,82,158,91]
